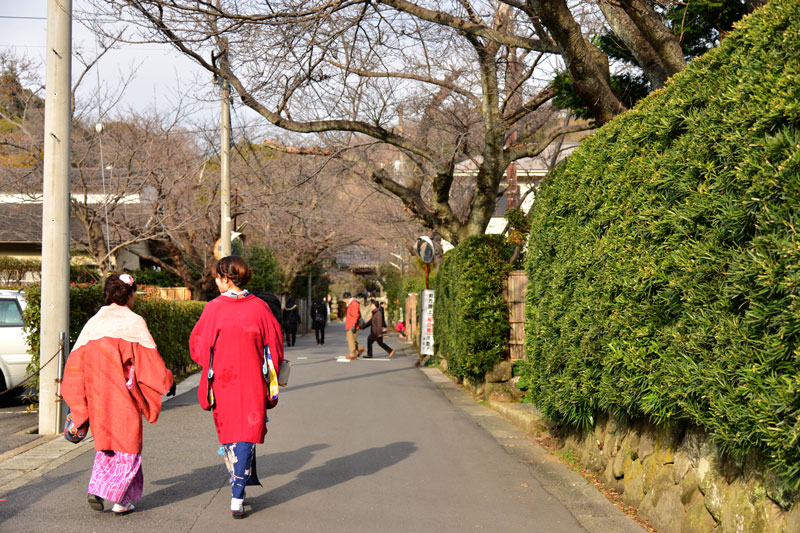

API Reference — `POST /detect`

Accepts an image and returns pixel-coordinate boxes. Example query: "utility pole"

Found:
[219,37,232,257]
[307,268,312,331]
[39,0,72,436]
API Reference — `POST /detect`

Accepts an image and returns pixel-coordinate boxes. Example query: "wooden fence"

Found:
[504,270,528,361]
[140,286,192,301]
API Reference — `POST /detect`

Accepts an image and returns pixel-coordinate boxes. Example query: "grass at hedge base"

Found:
[434,235,511,381]
[23,284,205,388]
[521,0,800,489]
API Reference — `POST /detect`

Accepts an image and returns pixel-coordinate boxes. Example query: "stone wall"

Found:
[557,415,800,532]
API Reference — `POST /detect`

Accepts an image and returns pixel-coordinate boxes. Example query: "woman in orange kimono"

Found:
[62,273,174,515]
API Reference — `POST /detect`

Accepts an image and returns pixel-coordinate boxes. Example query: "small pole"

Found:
[425,263,430,290]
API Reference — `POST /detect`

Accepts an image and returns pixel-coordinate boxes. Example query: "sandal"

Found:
[112,502,135,515]
[87,494,104,512]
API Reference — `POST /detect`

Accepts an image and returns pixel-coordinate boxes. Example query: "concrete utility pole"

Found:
[219,78,232,257]
[39,0,72,436]
[219,38,232,258]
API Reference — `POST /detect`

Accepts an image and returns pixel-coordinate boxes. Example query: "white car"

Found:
[0,290,29,393]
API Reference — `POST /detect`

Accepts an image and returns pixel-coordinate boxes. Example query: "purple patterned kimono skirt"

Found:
[87,450,143,505]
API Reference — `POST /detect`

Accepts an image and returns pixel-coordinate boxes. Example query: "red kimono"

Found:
[189,294,284,444]
[61,304,174,453]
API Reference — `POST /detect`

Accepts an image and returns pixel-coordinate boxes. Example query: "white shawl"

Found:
[72,304,157,352]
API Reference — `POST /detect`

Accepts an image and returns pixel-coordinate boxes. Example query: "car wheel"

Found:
[0,370,6,393]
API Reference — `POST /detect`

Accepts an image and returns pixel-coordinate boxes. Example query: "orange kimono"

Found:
[61,304,173,453]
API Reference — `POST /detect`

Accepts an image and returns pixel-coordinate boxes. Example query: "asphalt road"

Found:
[0,328,586,532]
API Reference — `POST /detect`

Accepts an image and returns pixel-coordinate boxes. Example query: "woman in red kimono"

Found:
[62,273,174,515]
[189,256,284,519]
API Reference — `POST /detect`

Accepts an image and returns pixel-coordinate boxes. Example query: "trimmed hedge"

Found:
[23,284,205,388]
[434,235,511,380]
[522,0,800,487]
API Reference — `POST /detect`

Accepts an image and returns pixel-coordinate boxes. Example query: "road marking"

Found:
[335,357,351,363]
[297,357,308,360]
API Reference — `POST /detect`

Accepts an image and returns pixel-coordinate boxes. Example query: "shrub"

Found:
[245,245,282,293]
[434,235,511,381]
[130,267,182,287]
[23,283,205,389]
[522,0,800,487]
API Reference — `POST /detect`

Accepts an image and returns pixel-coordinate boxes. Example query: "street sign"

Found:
[420,289,435,355]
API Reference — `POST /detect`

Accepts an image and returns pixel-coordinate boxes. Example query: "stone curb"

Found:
[418,366,645,533]
[0,371,202,495]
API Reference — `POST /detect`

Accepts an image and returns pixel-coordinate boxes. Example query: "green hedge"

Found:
[23,284,205,388]
[434,235,511,380]
[522,0,800,487]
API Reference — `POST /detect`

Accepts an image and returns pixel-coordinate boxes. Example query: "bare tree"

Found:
[86,0,605,245]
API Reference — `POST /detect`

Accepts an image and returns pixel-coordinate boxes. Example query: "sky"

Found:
[0,0,228,128]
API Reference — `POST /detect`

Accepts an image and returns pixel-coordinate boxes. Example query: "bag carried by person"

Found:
[278,359,291,387]
[357,317,368,330]
[64,408,89,444]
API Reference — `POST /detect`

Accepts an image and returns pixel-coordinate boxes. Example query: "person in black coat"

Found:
[282,297,300,347]
[310,298,327,345]
[365,300,394,359]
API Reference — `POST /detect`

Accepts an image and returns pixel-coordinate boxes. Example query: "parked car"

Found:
[0,290,29,393]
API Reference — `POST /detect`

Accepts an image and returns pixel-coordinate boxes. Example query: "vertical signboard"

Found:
[420,289,435,355]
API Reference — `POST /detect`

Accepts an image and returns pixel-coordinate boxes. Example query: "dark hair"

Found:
[105,273,137,306]
[343,291,352,299]
[370,299,379,307]
[213,255,252,288]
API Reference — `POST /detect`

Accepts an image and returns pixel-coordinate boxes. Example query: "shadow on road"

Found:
[250,441,417,515]
[287,366,414,393]
[141,443,330,509]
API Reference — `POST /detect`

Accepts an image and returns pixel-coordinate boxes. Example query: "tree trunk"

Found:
[528,0,626,124]
[598,1,669,88]
[619,0,686,77]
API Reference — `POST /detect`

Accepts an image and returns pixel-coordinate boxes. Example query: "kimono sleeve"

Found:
[61,347,89,428]
[189,305,214,367]
[131,343,174,424]
[264,306,285,373]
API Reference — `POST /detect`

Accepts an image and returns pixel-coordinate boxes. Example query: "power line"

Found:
[0,15,47,20]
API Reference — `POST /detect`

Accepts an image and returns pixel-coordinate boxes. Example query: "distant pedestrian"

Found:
[282,297,300,347]
[62,273,174,516]
[252,290,283,325]
[396,320,406,339]
[189,256,284,519]
[380,301,388,333]
[365,300,394,359]
[344,291,365,360]
[311,297,327,345]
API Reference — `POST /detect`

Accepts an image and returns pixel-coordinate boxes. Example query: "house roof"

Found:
[454,141,580,179]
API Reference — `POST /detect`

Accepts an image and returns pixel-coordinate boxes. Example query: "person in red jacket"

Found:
[189,256,284,519]
[343,291,365,360]
[62,273,174,516]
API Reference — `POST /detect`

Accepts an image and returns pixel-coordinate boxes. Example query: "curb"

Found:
[418,366,645,533]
